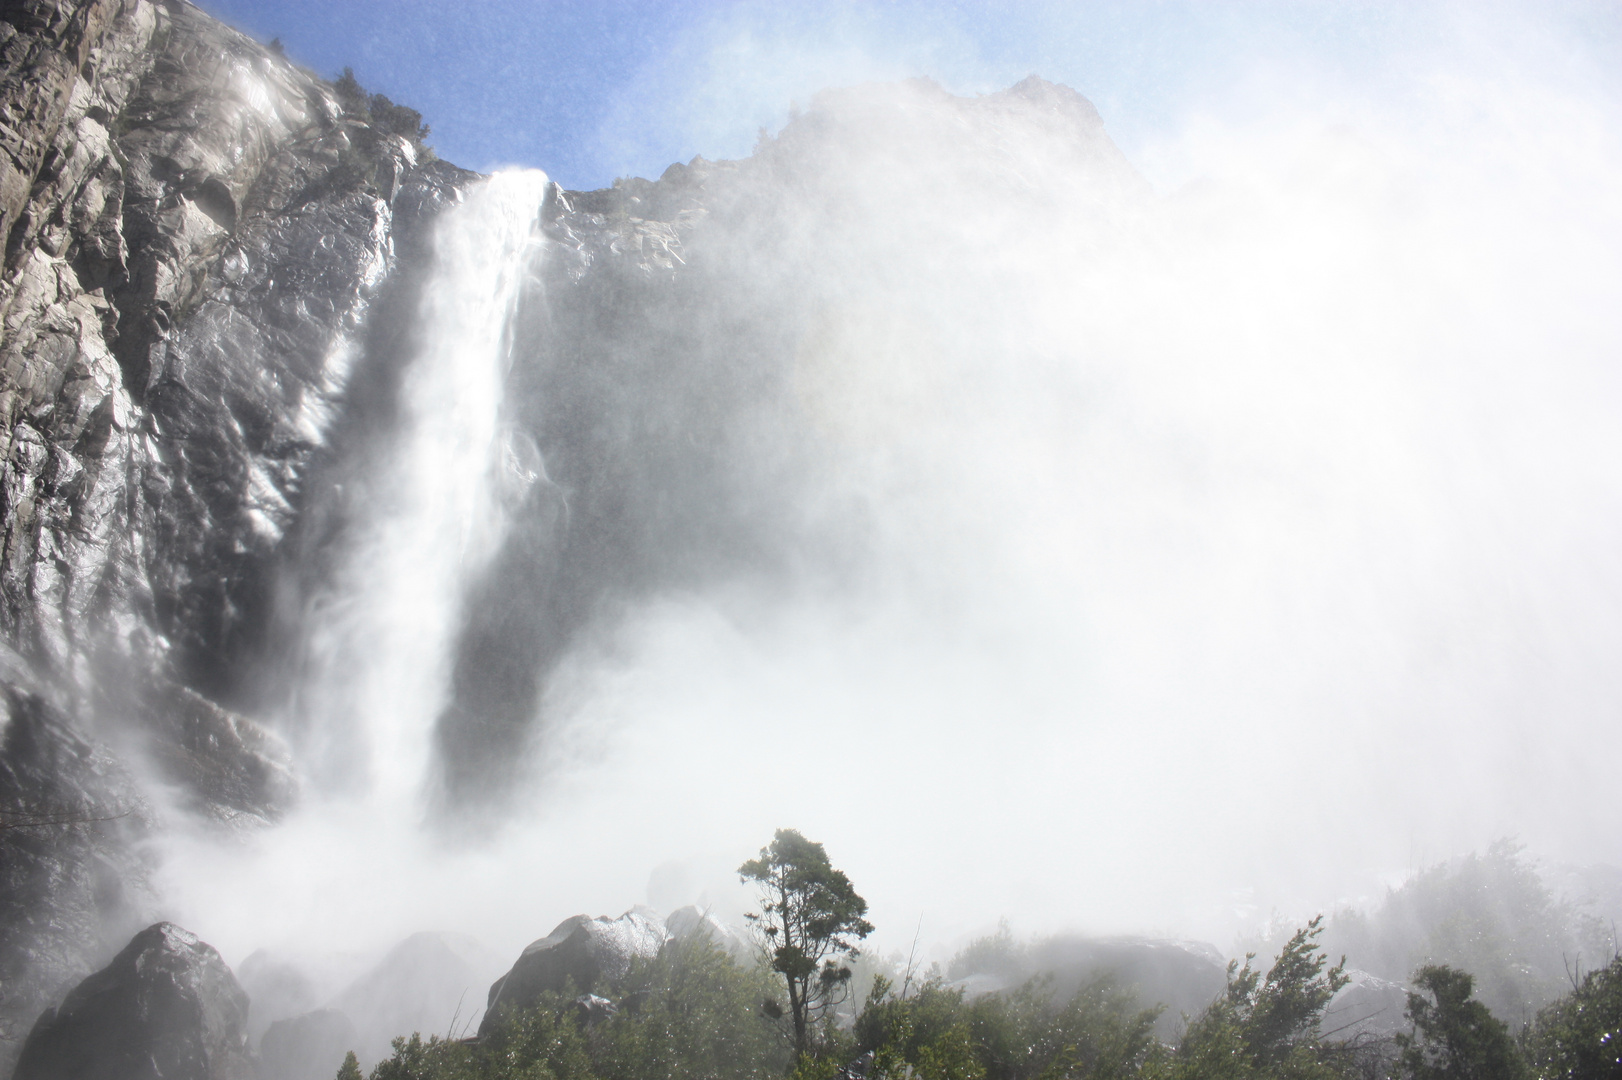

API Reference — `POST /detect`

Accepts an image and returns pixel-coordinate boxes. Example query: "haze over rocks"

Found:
[2,1,1620,1078]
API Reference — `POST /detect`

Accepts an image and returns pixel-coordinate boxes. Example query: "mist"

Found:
[150,0,1622,1004]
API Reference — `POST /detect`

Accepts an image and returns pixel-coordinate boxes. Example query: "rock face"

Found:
[0,0,1144,1065]
[481,908,668,1034]
[11,921,252,1080]
[0,666,151,1051]
[0,1,475,1064]
[1322,969,1412,1040]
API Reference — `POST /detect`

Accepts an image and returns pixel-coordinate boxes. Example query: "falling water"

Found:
[293,169,551,810]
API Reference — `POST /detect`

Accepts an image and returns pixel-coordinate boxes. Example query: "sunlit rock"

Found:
[481,907,669,1034]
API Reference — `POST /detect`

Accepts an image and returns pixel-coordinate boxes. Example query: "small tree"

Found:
[334,1050,362,1080]
[1156,916,1350,1080]
[333,67,369,117]
[1396,965,1527,1080]
[740,828,874,1057]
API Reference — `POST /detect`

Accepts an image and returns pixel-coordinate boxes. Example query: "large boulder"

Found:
[481,908,667,1034]
[12,921,252,1080]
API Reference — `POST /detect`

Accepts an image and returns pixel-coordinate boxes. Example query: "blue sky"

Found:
[197,1,1622,191]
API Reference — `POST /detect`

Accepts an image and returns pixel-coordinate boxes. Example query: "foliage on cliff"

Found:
[334,67,432,145]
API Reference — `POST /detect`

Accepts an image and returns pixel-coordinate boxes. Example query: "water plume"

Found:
[287,169,550,811]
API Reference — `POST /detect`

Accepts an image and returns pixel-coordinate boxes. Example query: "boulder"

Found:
[12,921,252,1080]
[666,904,752,959]
[1322,969,1412,1041]
[481,908,667,1034]
[258,1008,357,1080]
[331,931,504,1064]
[951,933,1229,1042]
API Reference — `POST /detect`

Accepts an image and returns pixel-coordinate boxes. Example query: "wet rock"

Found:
[1323,968,1412,1041]
[0,676,151,1063]
[666,904,752,959]
[481,908,668,1034]
[0,1,475,1068]
[331,930,503,1065]
[258,1008,356,1080]
[12,921,252,1080]
[572,992,617,1027]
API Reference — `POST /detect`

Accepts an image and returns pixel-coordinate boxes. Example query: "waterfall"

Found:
[293,169,551,810]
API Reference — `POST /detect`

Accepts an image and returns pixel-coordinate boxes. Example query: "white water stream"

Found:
[293,169,551,810]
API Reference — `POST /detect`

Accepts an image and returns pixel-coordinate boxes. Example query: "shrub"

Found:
[1521,953,1622,1080]
[1395,965,1527,1080]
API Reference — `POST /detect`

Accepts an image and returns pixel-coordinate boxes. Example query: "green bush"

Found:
[361,935,788,1080]
[332,67,431,145]
[1521,953,1622,1080]
[591,934,793,1080]
[1394,965,1528,1080]
[854,970,1158,1080]
[1148,918,1353,1080]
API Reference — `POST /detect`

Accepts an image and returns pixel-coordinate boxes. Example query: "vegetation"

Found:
[1320,842,1612,1023]
[1146,918,1353,1080]
[740,828,874,1057]
[334,67,431,145]
[350,838,1622,1080]
[1520,954,1622,1080]
[1395,966,1526,1080]
[855,971,1161,1080]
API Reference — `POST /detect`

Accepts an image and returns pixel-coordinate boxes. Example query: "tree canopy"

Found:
[740,828,874,1057]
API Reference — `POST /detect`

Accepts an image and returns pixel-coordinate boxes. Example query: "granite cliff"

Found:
[0,0,1141,1067]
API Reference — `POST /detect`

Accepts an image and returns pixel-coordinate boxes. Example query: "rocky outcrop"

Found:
[481,908,668,1034]
[0,0,472,804]
[11,921,252,1080]
[1322,969,1412,1040]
